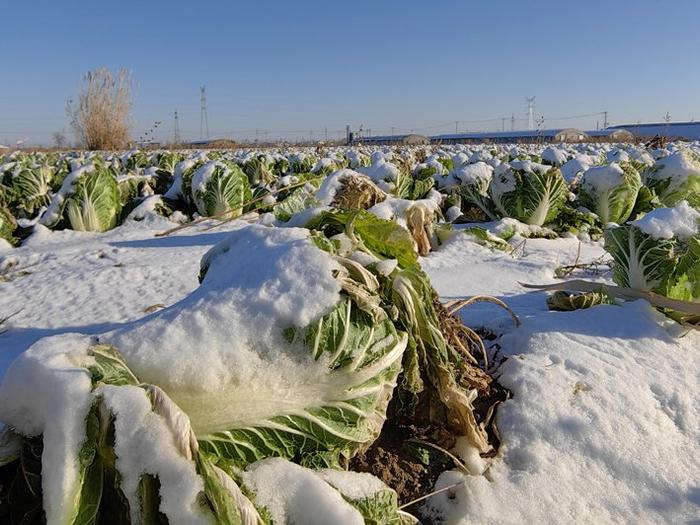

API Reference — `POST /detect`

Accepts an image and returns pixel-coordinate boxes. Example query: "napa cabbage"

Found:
[40,162,122,232]
[191,161,251,217]
[0,205,16,245]
[11,164,54,216]
[643,150,700,208]
[453,162,498,220]
[604,201,700,304]
[577,162,641,224]
[489,160,568,226]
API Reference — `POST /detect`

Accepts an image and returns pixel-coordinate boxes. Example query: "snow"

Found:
[243,458,364,525]
[607,149,630,163]
[125,195,167,222]
[315,168,355,204]
[645,149,700,190]
[190,161,218,203]
[99,384,207,524]
[631,200,700,239]
[425,301,699,525]
[106,225,343,400]
[39,163,95,226]
[509,159,551,175]
[561,154,595,184]
[0,333,95,525]
[452,161,493,186]
[419,233,699,525]
[368,194,440,228]
[359,157,401,183]
[580,162,626,192]
[317,468,388,500]
[541,146,568,166]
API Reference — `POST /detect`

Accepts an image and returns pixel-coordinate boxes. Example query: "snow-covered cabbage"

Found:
[643,150,700,208]
[157,151,182,174]
[65,166,122,232]
[242,154,275,186]
[122,149,150,171]
[288,152,316,173]
[0,225,413,523]
[604,201,700,303]
[577,162,641,224]
[164,154,207,204]
[243,458,416,524]
[345,150,370,169]
[541,146,568,167]
[489,160,567,226]
[40,162,122,232]
[191,161,251,217]
[453,162,498,220]
[11,164,54,215]
[311,157,345,177]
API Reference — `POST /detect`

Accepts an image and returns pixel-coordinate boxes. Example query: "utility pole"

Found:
[391,126,395,136]
[536,115,545,143]
[455,121,459,134]
[200,86,209,140]
[603,111,608,129]
[501,117,506,132]
[173,109,181,144]
[511,114,515,131]
[324,127,328,141]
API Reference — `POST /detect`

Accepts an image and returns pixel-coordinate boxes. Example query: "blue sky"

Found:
[2,0,700,145]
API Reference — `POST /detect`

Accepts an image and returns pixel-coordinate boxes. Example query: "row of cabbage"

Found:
[0,141,697,237]
[1,142,699,315]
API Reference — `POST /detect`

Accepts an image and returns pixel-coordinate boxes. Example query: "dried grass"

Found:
[67,67,133,150]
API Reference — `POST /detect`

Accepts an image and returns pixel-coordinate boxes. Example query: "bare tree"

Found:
[52,131,67,149]
[66,68,133,150]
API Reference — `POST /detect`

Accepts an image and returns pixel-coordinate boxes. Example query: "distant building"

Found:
[356,134,430,145]
[0,144,9,152]
[431,128,588,144]
[586,129,635,142]
[607,121,700,141]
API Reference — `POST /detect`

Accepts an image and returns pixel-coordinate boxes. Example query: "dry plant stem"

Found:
[450,331,480,366]
[197,200,273,232]
[460,324,489,368]
[407,439,471,475]
[447,296,521,327]
[155,176,323,237]
[559,241,582,278]
[398,481,466,510]
[0,308,23,334]
[521,280,700,316]
[509,239,527,257]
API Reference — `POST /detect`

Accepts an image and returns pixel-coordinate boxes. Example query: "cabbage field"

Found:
[0,142,698,524]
